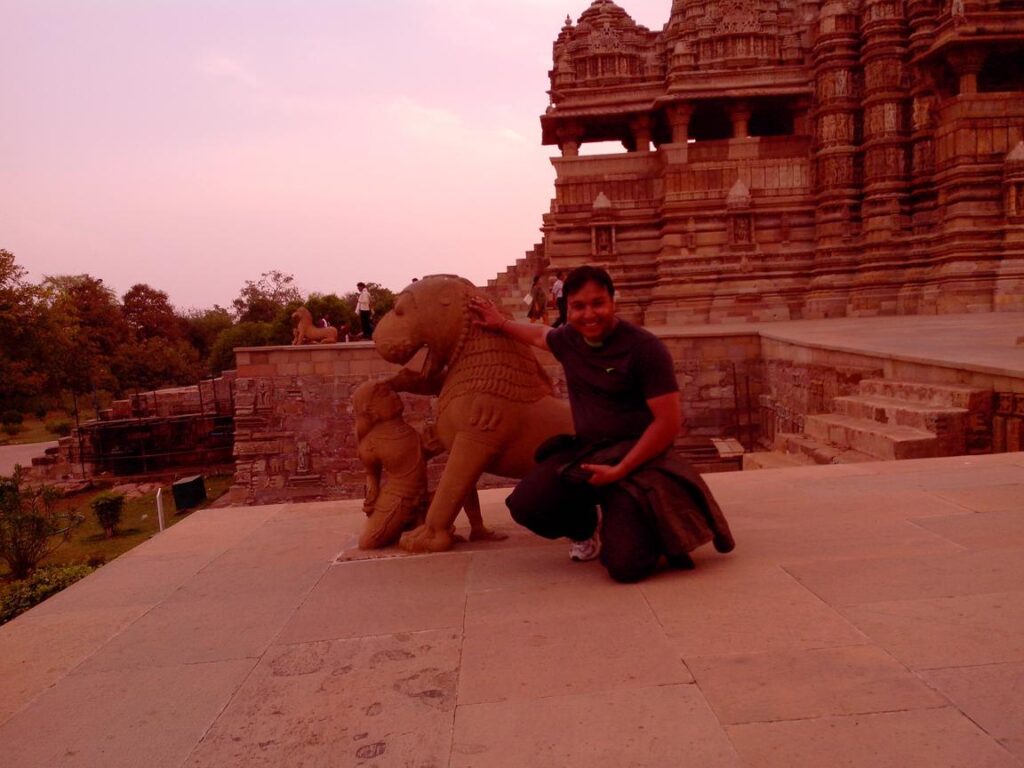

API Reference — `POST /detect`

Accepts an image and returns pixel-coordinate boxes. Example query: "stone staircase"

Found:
[483,242,548,320]
[769,378,992,466]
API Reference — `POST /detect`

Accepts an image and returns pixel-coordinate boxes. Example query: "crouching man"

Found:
[469,266,734,583]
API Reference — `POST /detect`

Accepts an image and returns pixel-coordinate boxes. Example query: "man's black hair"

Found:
[357,282,366,289]
[563,265,615,299]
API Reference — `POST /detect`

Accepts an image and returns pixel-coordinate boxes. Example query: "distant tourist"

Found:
[526,274,547,324]
[469,265,734,583]
[551,270,566,327]
[356,282,374,339]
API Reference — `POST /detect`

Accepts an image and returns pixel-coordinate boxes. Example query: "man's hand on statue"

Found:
[580,462,627,486]
[468,296,507,331]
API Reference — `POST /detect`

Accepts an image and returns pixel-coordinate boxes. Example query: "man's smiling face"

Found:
[566,279,617,344]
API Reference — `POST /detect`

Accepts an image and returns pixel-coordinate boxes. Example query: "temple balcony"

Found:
[917,10,1024,64]
[551,151,662,180]
[933,92,1024,169]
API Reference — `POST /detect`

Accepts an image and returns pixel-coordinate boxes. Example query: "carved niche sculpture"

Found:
[291,306,339,345]
[374,275,574,553]
[353,378,508,550]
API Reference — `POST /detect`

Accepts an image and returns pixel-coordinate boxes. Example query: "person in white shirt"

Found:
[356,282,373,339]
[551,270,567,327]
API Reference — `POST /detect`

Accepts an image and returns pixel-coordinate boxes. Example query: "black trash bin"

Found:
[172,475,207,512]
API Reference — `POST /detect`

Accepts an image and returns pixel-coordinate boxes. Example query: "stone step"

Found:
[743,451,810,470]
[775,433,876,465]
[804,413,939,460]
[857,378,991,411]
[832,395,968,454]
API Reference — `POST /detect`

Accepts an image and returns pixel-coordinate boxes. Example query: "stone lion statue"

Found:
[374,274,573,552]
[353,378,508,549]
[291,306,339,344]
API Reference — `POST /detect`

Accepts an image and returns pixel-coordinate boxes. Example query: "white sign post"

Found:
[156,488,166,532]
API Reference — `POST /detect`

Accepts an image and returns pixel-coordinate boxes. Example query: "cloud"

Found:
[385,96,531,156]
[195,54,262,90]
[497,128,526,143]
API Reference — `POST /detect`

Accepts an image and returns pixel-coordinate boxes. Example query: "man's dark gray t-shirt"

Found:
[546,320,679,442]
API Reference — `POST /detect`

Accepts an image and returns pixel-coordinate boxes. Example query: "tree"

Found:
[305,292,358,336]
[112,337,202,391]
[0,469,83,579]
[183,306,234,369]
[232,271,302,323]
[0,250,49,413]
[90,492,125,538]
[42,274,130,394]
[207,322,279,374]
[121,283,184,342]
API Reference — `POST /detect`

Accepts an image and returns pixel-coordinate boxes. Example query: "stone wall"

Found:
[230,333,764,505]
[230,328,1024,504]
[994,393,1024,453]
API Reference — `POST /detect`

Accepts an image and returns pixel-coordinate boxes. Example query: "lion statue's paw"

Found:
[398,524,455,553]
[469,526,509,542]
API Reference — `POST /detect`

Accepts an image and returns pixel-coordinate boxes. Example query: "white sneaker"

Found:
[569,529,601,562]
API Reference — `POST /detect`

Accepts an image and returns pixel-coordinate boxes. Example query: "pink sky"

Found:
[1,0,670,310]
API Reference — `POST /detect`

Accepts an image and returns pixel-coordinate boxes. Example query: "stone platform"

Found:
[2,453,1023,767]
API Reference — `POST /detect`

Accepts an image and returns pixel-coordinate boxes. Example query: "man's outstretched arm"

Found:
[581,392,681,486]
[468,296,551,351]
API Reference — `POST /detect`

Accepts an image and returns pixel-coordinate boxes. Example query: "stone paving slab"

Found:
[451,684,742,768]
[922,662,1024,762]
[689,644,947,725]
[186,630,460,767]
[726,708,1021,768]
[1,452,1023,767]
[0,659,256,768]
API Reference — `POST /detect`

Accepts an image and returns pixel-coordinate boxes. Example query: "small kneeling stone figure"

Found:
[353,380,428,549]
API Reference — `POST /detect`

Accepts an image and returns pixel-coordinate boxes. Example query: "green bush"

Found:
[90,492,126,538]
[0,565,94,625]
[44,418,72,437]
[3,423,20,437]
[34,405,48,421]
[1,410,23,427]
[0,470,84,578]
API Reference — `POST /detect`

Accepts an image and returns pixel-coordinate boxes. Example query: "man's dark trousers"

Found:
[506,446,675,583]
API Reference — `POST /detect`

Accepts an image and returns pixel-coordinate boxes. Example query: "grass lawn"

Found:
[1,473,234,580]
[0,419,62,445]
[0,411,89,446]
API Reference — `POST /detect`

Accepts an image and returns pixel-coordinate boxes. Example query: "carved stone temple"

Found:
[511,0,1024,324]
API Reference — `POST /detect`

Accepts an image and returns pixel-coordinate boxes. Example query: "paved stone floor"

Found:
[1,452,1022,767]
[667,311,1024,381]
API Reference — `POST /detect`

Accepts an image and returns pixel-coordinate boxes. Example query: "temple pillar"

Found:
[731,103,751,139]
[948,49,984,95]
[557,124,582,158]
[668,104,693,144]
[907,0,940,233]
[860,0,912,241]
[995,142,1024,310]
[812,0,861,249]
[631,114,651,152]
